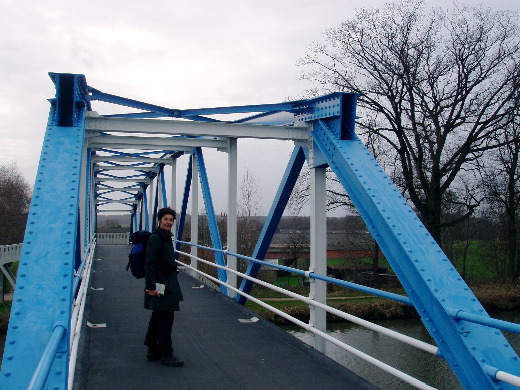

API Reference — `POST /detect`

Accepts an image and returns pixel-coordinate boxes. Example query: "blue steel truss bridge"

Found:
[1,73,519,390]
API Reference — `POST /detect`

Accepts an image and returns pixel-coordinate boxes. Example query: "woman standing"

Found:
[143,207,184,366]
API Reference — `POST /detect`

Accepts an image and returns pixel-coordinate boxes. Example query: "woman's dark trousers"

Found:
[144,310,175,357]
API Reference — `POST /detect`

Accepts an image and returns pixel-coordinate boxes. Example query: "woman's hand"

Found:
[145,289,160,296]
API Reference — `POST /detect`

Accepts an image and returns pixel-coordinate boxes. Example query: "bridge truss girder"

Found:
[0,73,518,390]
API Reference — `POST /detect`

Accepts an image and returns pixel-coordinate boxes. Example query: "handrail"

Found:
[22,238,96,390]
[69,238,97,389]
[176,240,412,305]
[175,240,520,389]
[72,240,95,298]
[448,308,520,335]
[27,325,66,390]
[175,246,440,390]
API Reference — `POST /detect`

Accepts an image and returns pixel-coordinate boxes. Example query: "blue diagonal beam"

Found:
[89,86,313,119]
[194,148,228,294]
[1,73,88,389]
[236,146,306,304]
[311,114,520,389]
[159,165,168,208]
[175,158,192,255]
[142,184,149,231]
[89,88,181,117]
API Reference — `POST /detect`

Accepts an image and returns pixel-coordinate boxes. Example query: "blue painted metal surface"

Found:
[175,158,192,255]
[27,326,66,390]
[194,148,228,294]
[152,177,160,224]
[1,73,89,390]
[236,146,306,304]
[305,92,520,389]
[159,164,168,208]
[142,184,149,231]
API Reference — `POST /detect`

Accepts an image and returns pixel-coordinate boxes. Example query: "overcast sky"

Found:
[1,0,518,215]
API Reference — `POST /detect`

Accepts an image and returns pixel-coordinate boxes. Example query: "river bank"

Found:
[246,283,520,324]
[0,283,519,331]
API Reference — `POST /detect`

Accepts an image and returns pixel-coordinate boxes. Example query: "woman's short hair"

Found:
[157,207,176,221]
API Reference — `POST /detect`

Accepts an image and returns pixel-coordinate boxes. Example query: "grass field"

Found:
[449,240,505,283]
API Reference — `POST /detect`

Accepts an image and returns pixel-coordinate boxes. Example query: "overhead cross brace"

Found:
[86,116,310,141]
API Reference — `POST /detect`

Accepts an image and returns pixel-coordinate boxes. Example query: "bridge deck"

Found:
[75,245,378,390]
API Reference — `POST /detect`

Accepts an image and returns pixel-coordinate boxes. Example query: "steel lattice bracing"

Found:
[0,73,519,390]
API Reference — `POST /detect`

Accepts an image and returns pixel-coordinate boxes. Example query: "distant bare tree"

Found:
[481,103,520,282]
[238,168,261,218]
[287,164,354,214]
[237,168,263,259]
[300,0,520,244]
[0,162,32,245]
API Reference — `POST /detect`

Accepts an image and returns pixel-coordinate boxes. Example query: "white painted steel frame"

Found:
[227,138,238,298]
[88,135,229,151]
[86,116,310,141]
[92,156,172,164]
[190,155,199,275]
[309,147,327,353]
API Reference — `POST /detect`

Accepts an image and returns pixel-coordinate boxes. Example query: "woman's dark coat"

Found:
[144,227,183,311]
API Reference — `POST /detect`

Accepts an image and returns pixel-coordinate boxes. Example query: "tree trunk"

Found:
[506,211,518,282]
[372,241,380,288]
[422,189,443,246]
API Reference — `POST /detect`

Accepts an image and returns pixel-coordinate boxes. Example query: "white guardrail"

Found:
[0,244,23,265]
[96,233,129,245]
[174,240,520,390]
[0,244,23,287]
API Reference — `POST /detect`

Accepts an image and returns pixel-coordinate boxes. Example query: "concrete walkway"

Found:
[74,245,379,390]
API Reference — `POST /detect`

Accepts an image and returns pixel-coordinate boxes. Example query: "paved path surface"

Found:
[74,245,379,390]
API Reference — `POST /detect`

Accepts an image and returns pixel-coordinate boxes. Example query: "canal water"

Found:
[282,310,520,390]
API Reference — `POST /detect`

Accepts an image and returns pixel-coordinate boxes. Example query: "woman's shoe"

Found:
[161,354,184,367]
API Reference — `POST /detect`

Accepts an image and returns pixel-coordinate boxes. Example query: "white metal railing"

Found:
[68,238,96,389]
[174,241,520,390]
[0,243,23,287]
[0,243,23,264]
[96,233,129,245]
[24,238,97,390]
[175,245,439,390]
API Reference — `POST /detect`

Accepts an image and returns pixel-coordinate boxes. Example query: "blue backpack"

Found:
[126,231,152,279]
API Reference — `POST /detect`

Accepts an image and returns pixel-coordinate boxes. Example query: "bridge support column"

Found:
[190,153,199,275]
[171,157,178,235]
[309,149,327,354]
[227,138,238,298]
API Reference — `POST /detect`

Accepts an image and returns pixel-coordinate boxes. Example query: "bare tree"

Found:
[0,162,32,245]
[481,104,520,282]
[237,168,262,258]
[238,168,262,218]
[287,164,354,214]
[300,1,520,244]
